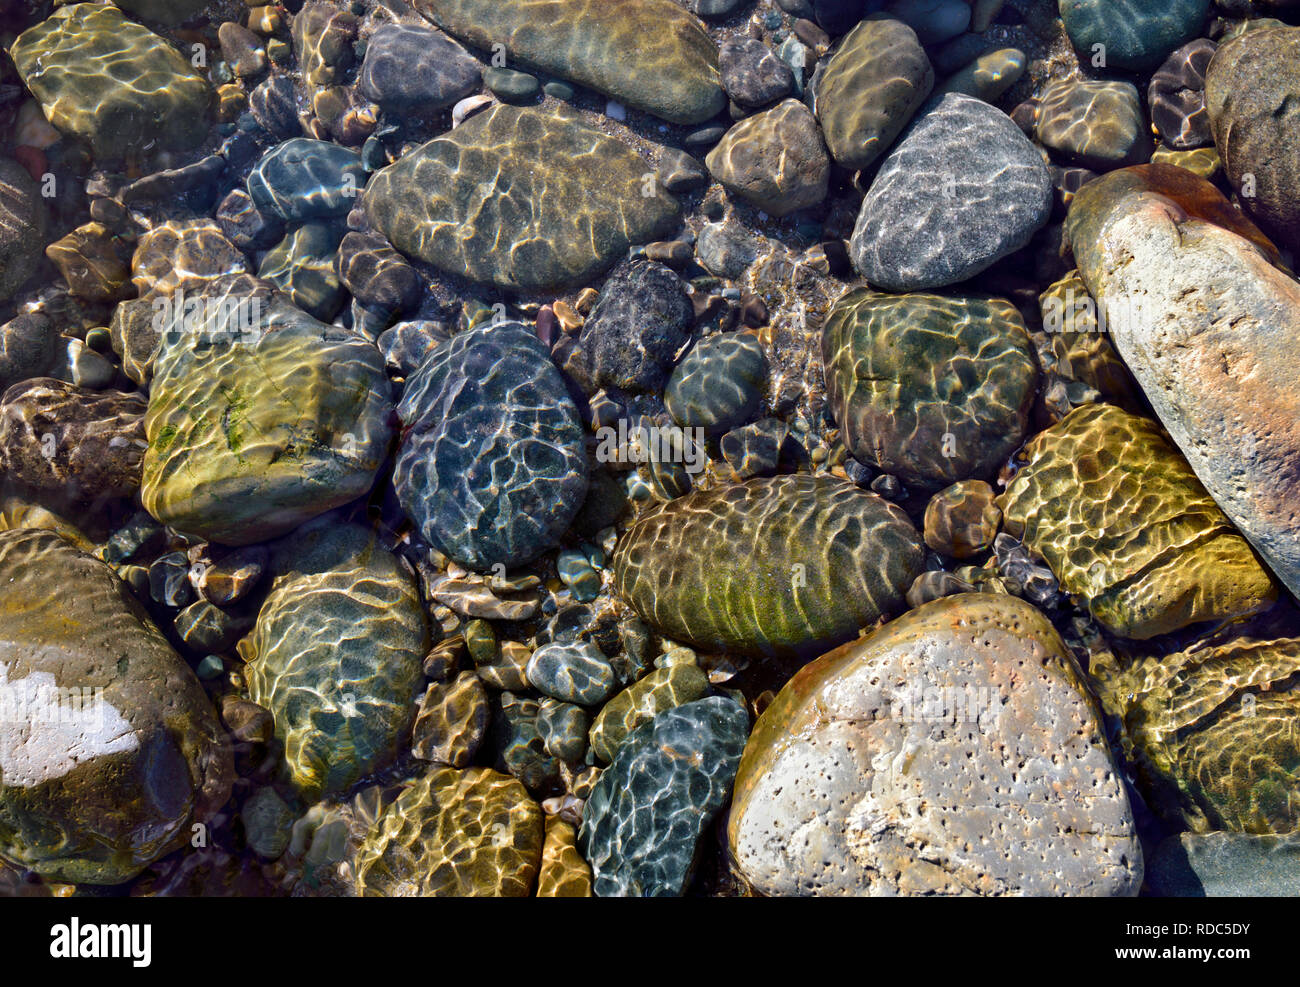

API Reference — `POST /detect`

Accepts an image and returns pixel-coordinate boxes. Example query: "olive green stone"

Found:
[814,17,934,171]
[0,529,232,884]
[588,663,709,764]
[132,219,250,299]
[822,288,1039,491]
[417,0,725,124]
[1097,637,1300,834]
[614,475,924,659]
[238,521,428,800]
[354,766,544,896]
[364,104,680,292]
[140,285,394,545]
[9,4,212,160]
[999,404,1277,639]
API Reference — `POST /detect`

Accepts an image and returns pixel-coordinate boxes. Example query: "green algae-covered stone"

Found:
[0,529,232,884]
[9,4,211,160]
[354,766,544,896]
[588,663,709,764]
[728,594,1142,896]
[1097,637,1300,834]
[417,0,725,125]
[141,285,393,545]
[238,520,428,800]
[822,288,1038,491]
[999,404,1276,639]
[364,104,679,292]
[580,697,748,897]
[613,475,924,660]
[814,17,934,171]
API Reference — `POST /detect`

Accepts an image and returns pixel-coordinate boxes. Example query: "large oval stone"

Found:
[580,697,748,897]
[1065,164,1300,599]
[1098,637,1300,834]
[728,593,1143,896]
[999,403,1276,639]
[850,93,1051,291]
[10,3,211,159]
[141,284,394,546]
[612,475,924,659]
[1206,26,1300,254]
[238,520,428,800]
[0,529,232,884]
[1059,0,1210,72]
[395,321,588,571]
[354,766,544,896]
[364,104,680,292]
[416,0,725,124]
[822,288,1038,491]
[813,17,934,171]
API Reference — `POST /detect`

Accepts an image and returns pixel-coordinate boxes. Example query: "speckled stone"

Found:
[1206,26,1300,254]
[581,697,748,896]
[1065,164,1300,601]
[588,663,710,764]
[1035,80,1152,171]
[0,529,232,884]
[9,4,212,159]
[923,480,1000,558]
[719,38,794,110]
[412,672,490,767]
[664,332,768,434]
[238,520,428,799]
[395,321,587,571]
[1059,0,1210,72]
[526,642,618,706]
[707,98,829,216]
[823,289,1038,491]
[0,379,147,504]
[558,261,693,395]
[851,93,1052,291]
[729,593,1142,896]
[1149,39,1216,150]
[141,284,394,545]
[813,17,933,171]
[248,139,366,223]
[364,105,679,292]
[614,475,924,659]
[1099,637,1300,834]
[536,816,593,896]
[358,23,481,114]
[355,767,543,896]
[418,0,725,124]
[999,403,1277,639]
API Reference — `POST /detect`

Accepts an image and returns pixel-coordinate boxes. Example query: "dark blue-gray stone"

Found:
[247,138,366,222]
[664,332,768,434]
[358,23,481,114]
[537,698,591,762]
[491,691,560,791]
[394,321,588,571]
[526,641,618,706]
[850,92,1051,291]
[1060,0,1209,72]
[579,696,749,897]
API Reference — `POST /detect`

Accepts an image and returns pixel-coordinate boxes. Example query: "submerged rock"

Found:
[999,403,1276,639]
[728,593,1142,896]
[417,0,725,124]
[0,160,46,304]
[0,529,232,884]
[365,104,679,292]
[239,520,428,800]
[580,697,747,896]
[613,475,924,659]
[355,767,543,896]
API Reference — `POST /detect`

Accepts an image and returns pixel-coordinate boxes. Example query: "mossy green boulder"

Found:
[613,475,924,659]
